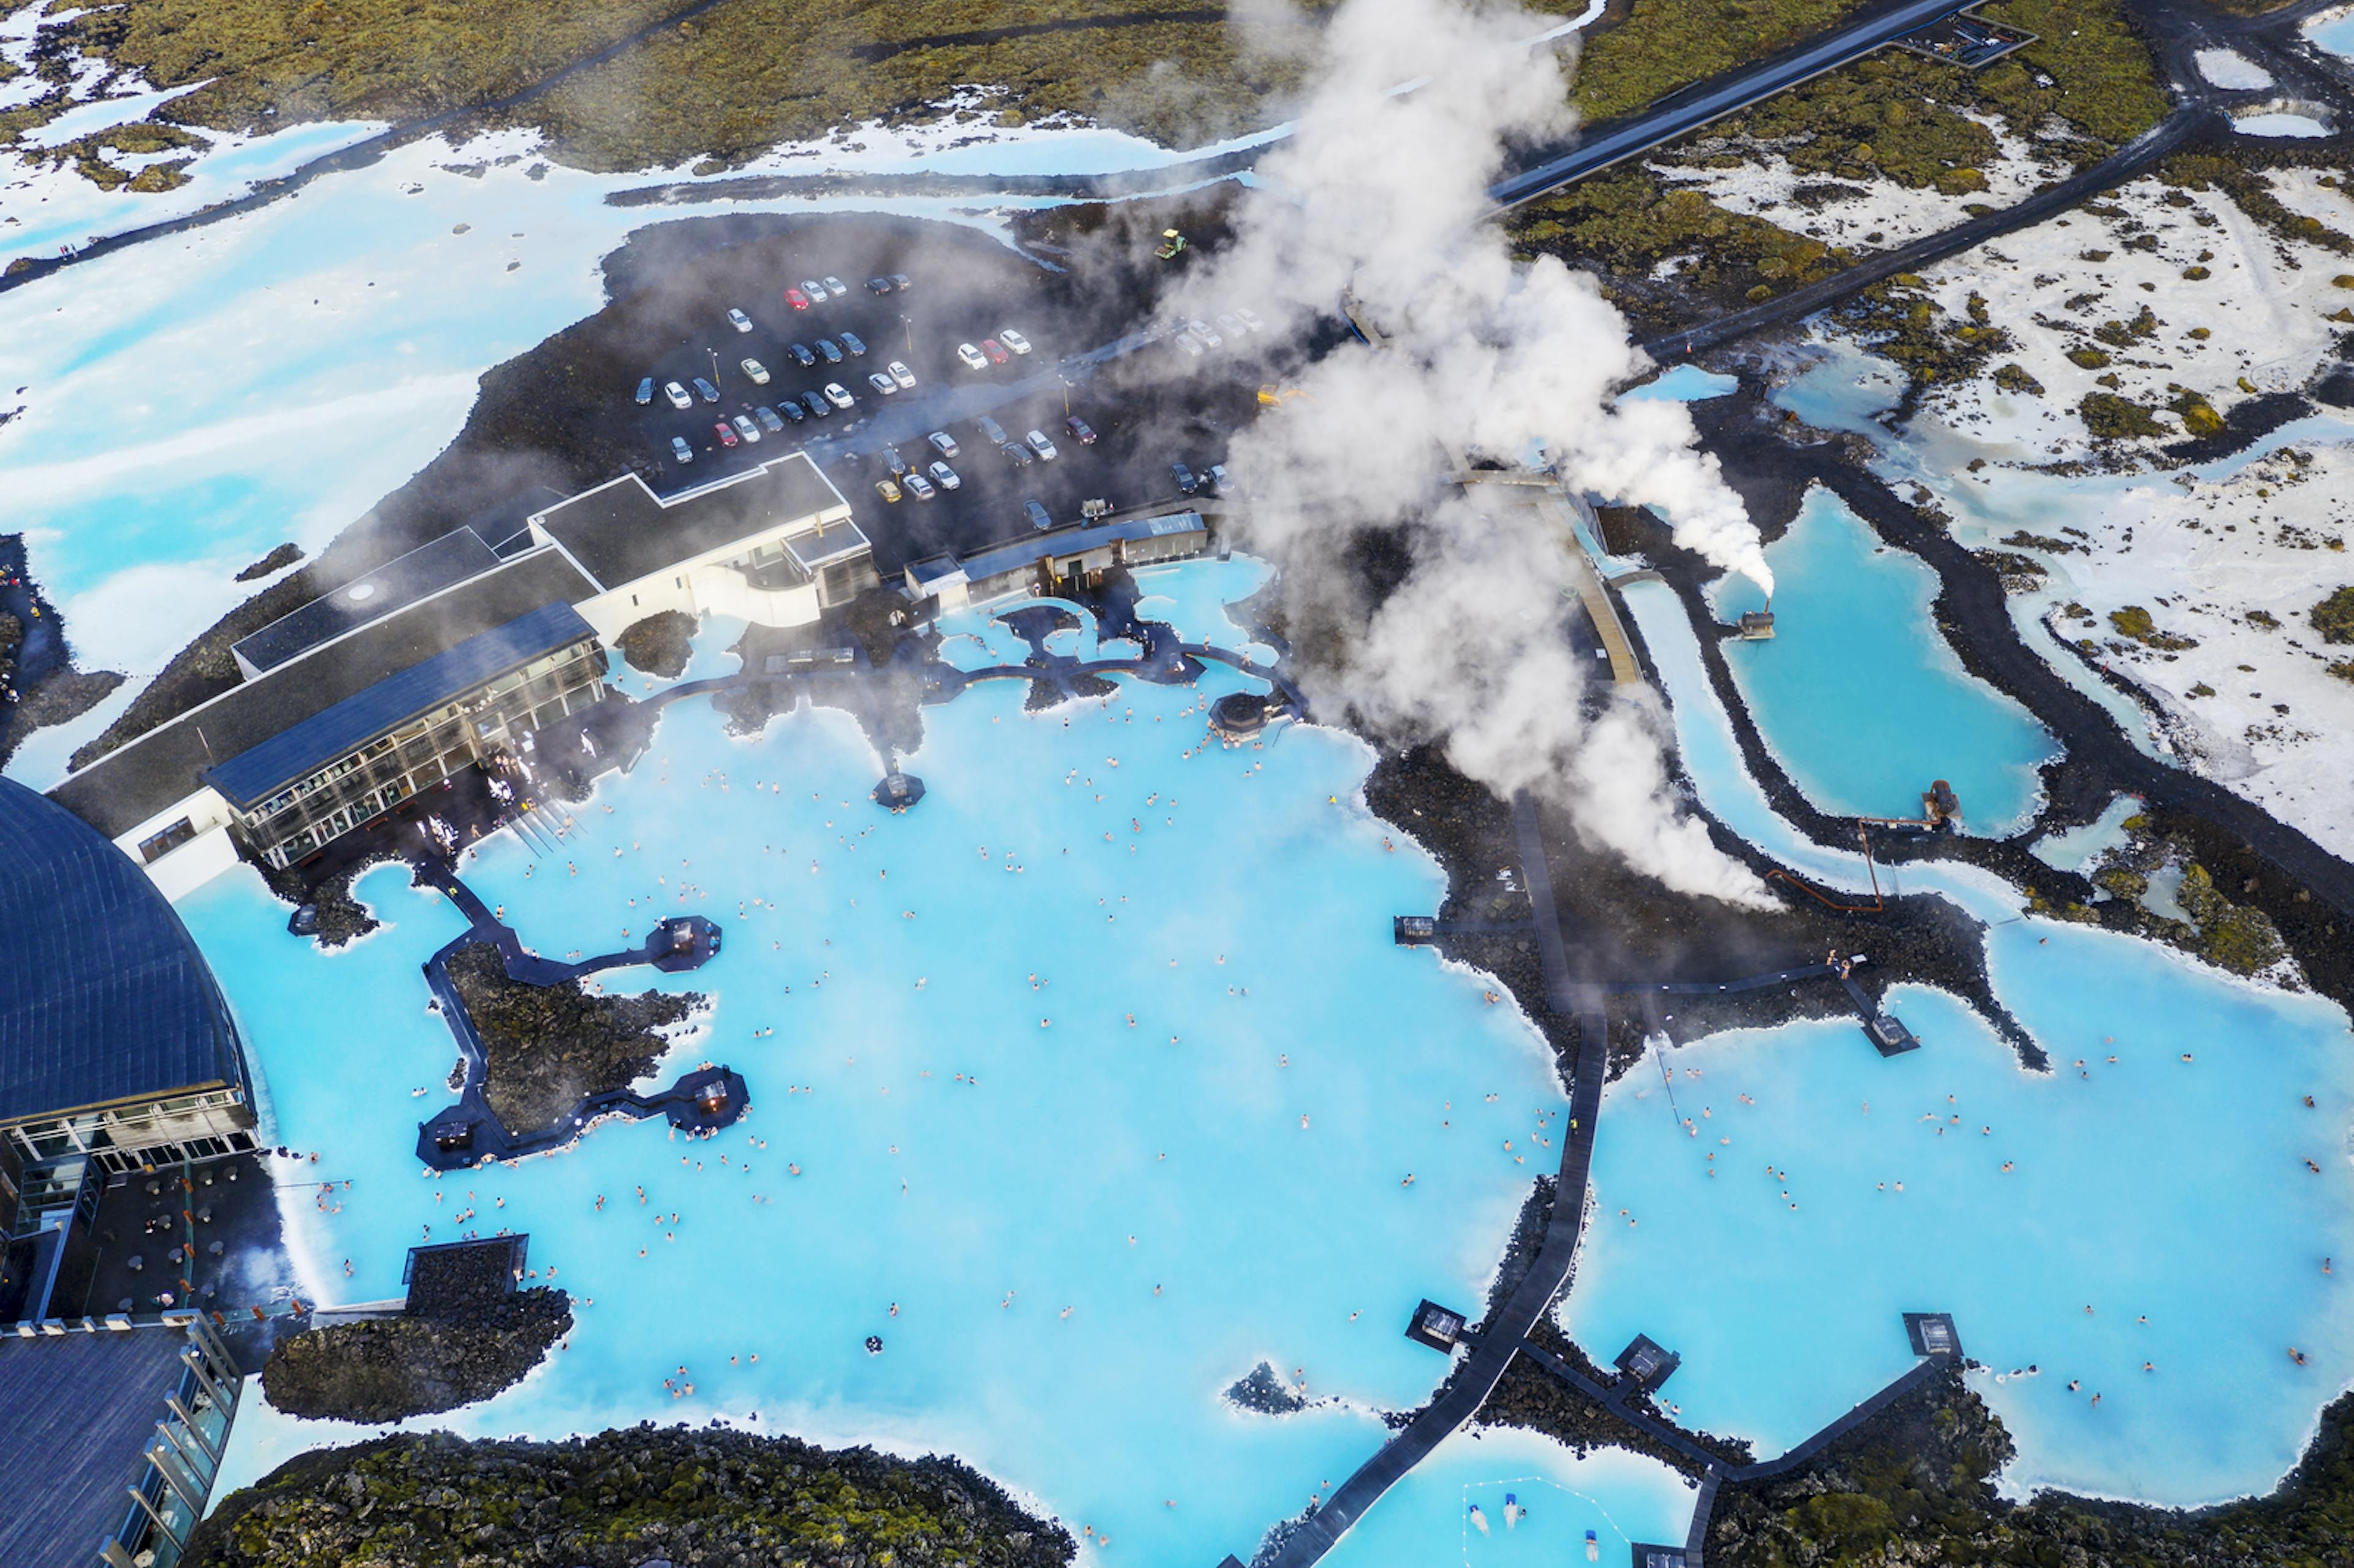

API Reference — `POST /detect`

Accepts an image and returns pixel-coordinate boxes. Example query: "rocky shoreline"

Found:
[184,1425,1078,1568]
[260,1286,573,1424]
[444,941,704,1137]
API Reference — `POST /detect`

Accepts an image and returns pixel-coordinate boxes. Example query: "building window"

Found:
[136,817,199,864]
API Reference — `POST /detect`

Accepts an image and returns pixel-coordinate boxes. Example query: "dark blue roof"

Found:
[230,528,498,674]
[0,1326,197,1568]
[0,778,245,1124]
[204,603,596,808]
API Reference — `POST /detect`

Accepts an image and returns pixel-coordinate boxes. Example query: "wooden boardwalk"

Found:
[1263,793,1601,1568]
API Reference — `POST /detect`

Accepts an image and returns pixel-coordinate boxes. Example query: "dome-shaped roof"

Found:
[0,777,245,1125]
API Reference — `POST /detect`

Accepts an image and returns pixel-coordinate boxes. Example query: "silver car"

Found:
[1024,428,1058,460]
[732,414,761,444]
[887,360,916,389]
[929,460,961,490]
[867,371,897,396]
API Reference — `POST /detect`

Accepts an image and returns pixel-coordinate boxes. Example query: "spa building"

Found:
[49,454,864,898]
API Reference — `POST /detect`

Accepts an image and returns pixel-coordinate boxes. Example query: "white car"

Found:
[928,430,959,457]
[1173,333,1205,358]
[1234,306,1266,333]
[823,382,856,409]
[904,473,936,500]
[1186,318,1222,347]
[1024,428,1059,460]
[732,414,761,443]
[728,308,753,333]
[956,342,988,371]
[670,436,694,463]
[663,380,693,409]
[1216,312,1245,339]
[998,327,1033,356]
[928,460,961,490]
[799,278,828,302]
[740,358,770,384]
[866,371,897,396]
[886,360,916,389]
[821,275,848,296]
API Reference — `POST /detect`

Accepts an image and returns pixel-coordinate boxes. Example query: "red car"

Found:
[714,421,739,447]
[1065,414,1098,445]
[785,287,810,311]
[980,338,1010,365]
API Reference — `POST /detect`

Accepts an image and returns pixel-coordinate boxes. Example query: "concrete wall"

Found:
[112,788,242,904]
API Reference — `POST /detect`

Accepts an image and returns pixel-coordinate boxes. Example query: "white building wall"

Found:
[112,787,243,902]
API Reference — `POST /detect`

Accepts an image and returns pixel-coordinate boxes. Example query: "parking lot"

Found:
[611,218,1273,576]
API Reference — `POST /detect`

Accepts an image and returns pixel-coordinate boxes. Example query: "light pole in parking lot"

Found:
[900,312,913,357]
[707,347,720,386]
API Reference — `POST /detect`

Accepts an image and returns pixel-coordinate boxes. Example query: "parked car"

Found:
[905,473,936,501]
[979,338,1010,365]
[975,416,1008,446]
[788,343,817,367]
[1024,500,1052,531]
[823,382,856,409]
[1170,461,1198,494]
[867,371,897,396]
[929,460,961,490]
[754,405,785,433]
[998,327,1033,356]
[889,272,912,291]
[732,414,761,443]
[776,397,807,424]
[1215,312,1245,340]
[664,380,693,409]
[866,275,895,294]
[822,275,848,296]
[715,421,739,447]
[816,339,843,364]
[1173,332,1205,358]
[728,308,754,332]
[928,430,960,457]
[799,278,828,302]
[670,435,694,463]
[635,376,654,405]
[839,330,866,356]
[784,287,809,311]
[874,477,902,503]
[956,342,988,371]
[1065,414,1097,445]
[1206,462,1230,495]
[1000,441,1034,467]
[740,358,770,384]
[882,446,912,476]
[886,360,916,389]
[692,376,720,402]
[1235,306,1266,333]
[1186,318,1222,347]
[801,390,832,419]
[1024,428,1058,460]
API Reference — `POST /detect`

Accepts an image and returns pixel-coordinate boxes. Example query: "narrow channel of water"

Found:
[1706,485,2059,834]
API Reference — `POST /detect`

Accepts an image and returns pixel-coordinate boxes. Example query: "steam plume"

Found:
[1170,0,1773,905]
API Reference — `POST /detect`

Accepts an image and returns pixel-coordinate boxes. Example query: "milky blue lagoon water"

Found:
[1319,1429,1693,1568]
[1619,365,1737,405]
[1592,577,2354,1505]
[191,568,1612,1563]
[1707,486,2059,834]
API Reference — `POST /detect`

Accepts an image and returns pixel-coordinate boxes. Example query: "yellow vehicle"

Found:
[874,478,902,504]
[1256,383,1306,408]
[1156,228,1187,261]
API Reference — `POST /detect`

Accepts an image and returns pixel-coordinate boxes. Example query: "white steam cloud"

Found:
[1166,0,1773,905]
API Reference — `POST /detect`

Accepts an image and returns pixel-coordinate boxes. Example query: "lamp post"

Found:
[901,312,913,356]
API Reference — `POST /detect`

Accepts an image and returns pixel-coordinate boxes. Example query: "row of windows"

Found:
[252,660,607,868]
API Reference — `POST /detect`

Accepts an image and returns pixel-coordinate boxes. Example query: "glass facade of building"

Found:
[240,637,607,869]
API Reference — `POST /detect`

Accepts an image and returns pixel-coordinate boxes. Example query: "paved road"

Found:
[1637,104,2215,360]
[1486,0,1970,211]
